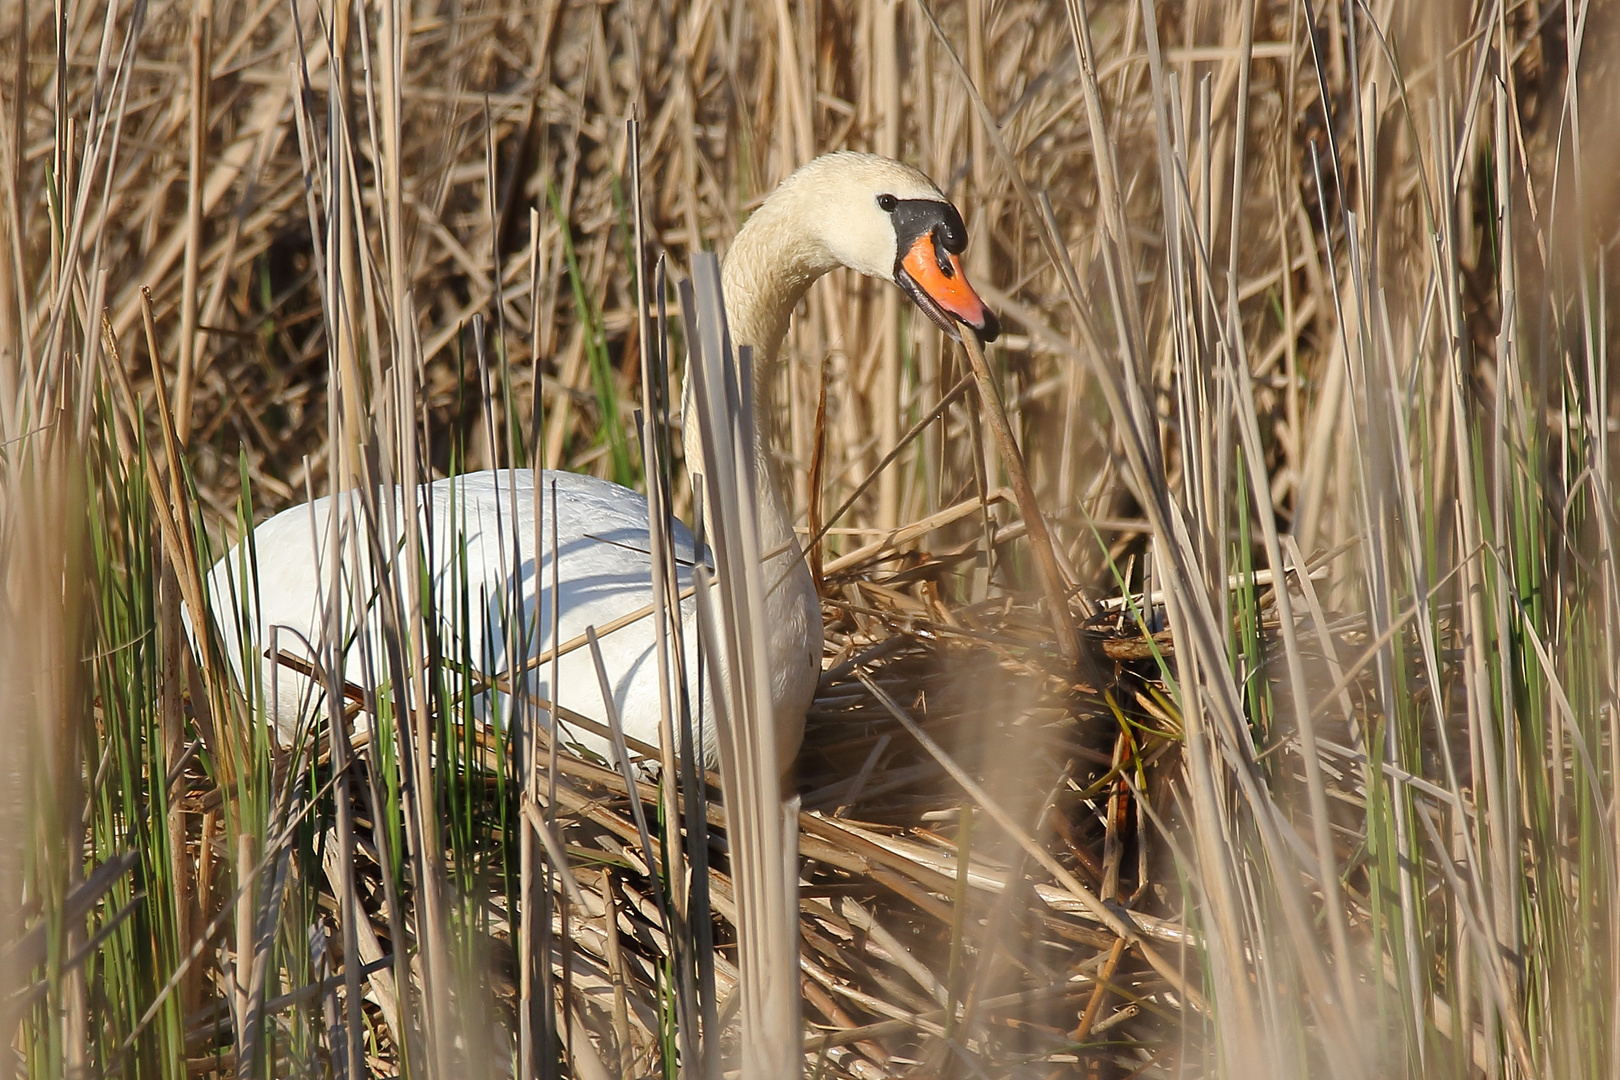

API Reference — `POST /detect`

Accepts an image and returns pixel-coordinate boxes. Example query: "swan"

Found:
[201,150,999,771]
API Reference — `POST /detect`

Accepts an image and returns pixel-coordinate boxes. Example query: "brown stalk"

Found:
[958,329,1078,665]
[1070,936,1126,1047]
[174,0,212,446]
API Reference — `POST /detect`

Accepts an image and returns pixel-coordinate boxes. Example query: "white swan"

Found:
[202,151,999,770]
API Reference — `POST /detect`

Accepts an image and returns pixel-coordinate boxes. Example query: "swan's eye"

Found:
[876,193,898,212]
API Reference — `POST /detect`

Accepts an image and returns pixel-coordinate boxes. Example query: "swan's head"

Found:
[772,152,1001,342]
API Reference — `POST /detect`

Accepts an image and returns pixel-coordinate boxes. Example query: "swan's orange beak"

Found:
[898,232,1001,342]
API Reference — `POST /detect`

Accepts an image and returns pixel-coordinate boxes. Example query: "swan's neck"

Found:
[720,193,841,390]
[674,184,835,715]
[698,189,841,558]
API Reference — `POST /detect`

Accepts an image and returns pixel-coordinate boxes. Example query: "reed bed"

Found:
[1,0,1616,1077]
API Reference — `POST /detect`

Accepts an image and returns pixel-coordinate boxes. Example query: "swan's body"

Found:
[202,151,997,769]
[208,470,744,763]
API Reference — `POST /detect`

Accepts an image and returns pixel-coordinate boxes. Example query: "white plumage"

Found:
[207,469,723,761]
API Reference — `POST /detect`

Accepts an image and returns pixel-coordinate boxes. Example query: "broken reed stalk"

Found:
[958,329,1078,666]
[685,253,802,1079]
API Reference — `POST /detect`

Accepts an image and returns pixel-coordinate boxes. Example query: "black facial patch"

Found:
[887,195,1001,343]
[889,198,970,257]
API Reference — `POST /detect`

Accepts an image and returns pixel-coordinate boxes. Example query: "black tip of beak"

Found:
[975,309,1001,343]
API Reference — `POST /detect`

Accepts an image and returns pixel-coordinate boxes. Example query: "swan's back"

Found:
[206,469,717,765]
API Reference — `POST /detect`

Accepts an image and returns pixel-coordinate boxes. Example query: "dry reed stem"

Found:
[958,328,1078,664]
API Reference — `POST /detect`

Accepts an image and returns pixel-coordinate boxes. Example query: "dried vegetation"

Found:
[1,0,1617,1077]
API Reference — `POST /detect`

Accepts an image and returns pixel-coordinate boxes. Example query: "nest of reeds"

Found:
[165,574,1213,1078]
